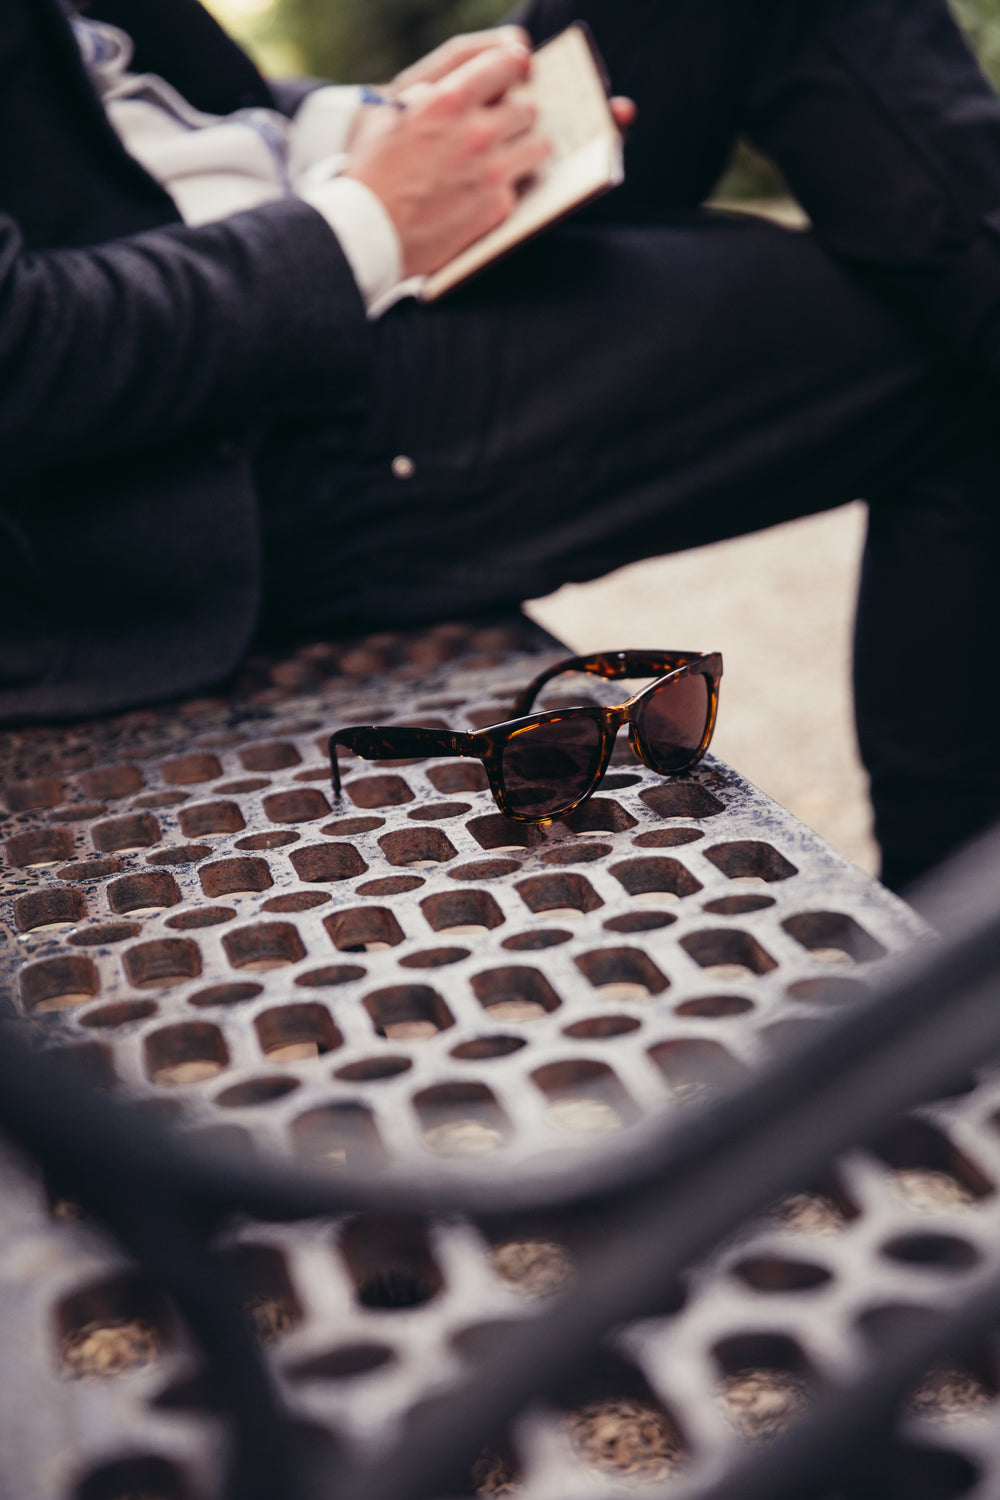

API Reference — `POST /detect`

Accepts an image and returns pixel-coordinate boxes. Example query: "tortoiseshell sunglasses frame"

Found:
[329,649,723,825]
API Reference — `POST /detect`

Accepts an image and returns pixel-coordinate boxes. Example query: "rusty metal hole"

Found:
[80,1000,158,1029]
[124,938,202,989]
[633,827,704,849]
[295,766,332,783]
[641,782,725,819]
[466,814,537,852]
[216,1074,301,1108]
[50,802,106,823]
[240,740,303,772]
[131,790,190,809]
[491,1239,574,1297]
[533,1060,635,1134]
[20,955,99,1012]
[786,975,870,1005]
[705,840,798,883]
[472,966,561,1022]
[160,752,222,785]
[380,827,457,869]
[60,856,122,880]
[574,947,669,1000]
[6,826,75,867]
[263,891,331,914]
[680,928,778,979]
[516,872,602,918]
[78,765,144,800]
[223,921,306,972]
[882,1234,980,1271]
[2,774,64,811]
[215,777,270,795]
[427,762,489,794]
[610,856,702,901]
[414,1082,510,1155]
[325,907,405,953]
[255,1002,342,1062]
[14,886,85,933]
[714,1335,816,1441]
[58,1271,171,1379]
[407,801,472,821]
[450,859,521,882]
[335,1055,412,1082]
[358,875,425,896]
[705,894,776,915]
[108,871,181,915]
[235,830,300,850]
[343,774,414,809]
[177,800,245,837]
[167,906,236,930]
[288,842,367,883]
[189,982,264,1008]
[560,797,638,834]
[732,1255,833,1292]
[69,922,140,947]
[321,815,385,836]
[288,1343,395,1380]
[92,812,161,852]
[501,928,572,951]
[675,993,754,1018]
[262,788,330,825]
[397,944,471,970]
[296,964,367,988]
[363,983,454,1040]
[782,910,888,965]
[340,1215,443,1307]
[74,1456,190,1500]
[563,1015,642,1041]
[199,856,273,898]
[145,1021,228,1085]
[603,911,676,935]
[421,889,505,936]
[217,1243,303,1342]
[540,841,611,865]
[450,1035,526,1061]
[648,1038,748,1103]
[145,844,212,866]
[291,1103,385,1166]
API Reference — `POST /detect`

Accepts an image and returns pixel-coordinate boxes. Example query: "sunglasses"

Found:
[329,649,722,825]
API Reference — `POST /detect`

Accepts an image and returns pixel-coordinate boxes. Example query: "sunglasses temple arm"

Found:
[329,728,483,799]
[512,651,708,716]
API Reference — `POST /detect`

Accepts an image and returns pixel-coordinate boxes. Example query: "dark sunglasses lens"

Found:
[501,717,603,818]
[635,671,711,770]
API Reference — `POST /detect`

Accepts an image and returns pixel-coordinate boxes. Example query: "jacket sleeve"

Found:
[0,195,374,473]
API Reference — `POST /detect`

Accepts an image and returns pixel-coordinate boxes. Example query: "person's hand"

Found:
[343,42,552,278]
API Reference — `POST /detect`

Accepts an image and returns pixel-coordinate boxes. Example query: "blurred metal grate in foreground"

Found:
[4,618,998,1500]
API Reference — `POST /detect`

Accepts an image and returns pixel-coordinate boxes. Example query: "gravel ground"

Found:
[526,499,878,876]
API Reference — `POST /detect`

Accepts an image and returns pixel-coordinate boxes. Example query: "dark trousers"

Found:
[256,0,1000,890]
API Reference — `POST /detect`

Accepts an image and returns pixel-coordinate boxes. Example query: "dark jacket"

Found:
[0,0,372,721]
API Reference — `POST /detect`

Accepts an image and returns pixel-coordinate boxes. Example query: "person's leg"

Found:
[256,211,999,888]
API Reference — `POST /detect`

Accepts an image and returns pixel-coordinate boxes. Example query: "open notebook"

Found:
[420,24,624,302]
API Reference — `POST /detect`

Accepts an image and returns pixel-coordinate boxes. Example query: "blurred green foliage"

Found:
[276,0,508,82]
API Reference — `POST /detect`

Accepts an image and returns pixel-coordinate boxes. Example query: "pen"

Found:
[359,85,408,111]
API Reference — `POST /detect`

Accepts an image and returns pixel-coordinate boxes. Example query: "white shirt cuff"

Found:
[301,174,418,318]
[289,84,363,175]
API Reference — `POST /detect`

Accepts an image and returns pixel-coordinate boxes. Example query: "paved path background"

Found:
[526,499,879,876]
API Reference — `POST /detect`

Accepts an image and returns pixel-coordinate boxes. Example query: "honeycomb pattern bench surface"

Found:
[7,622,994,1500]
